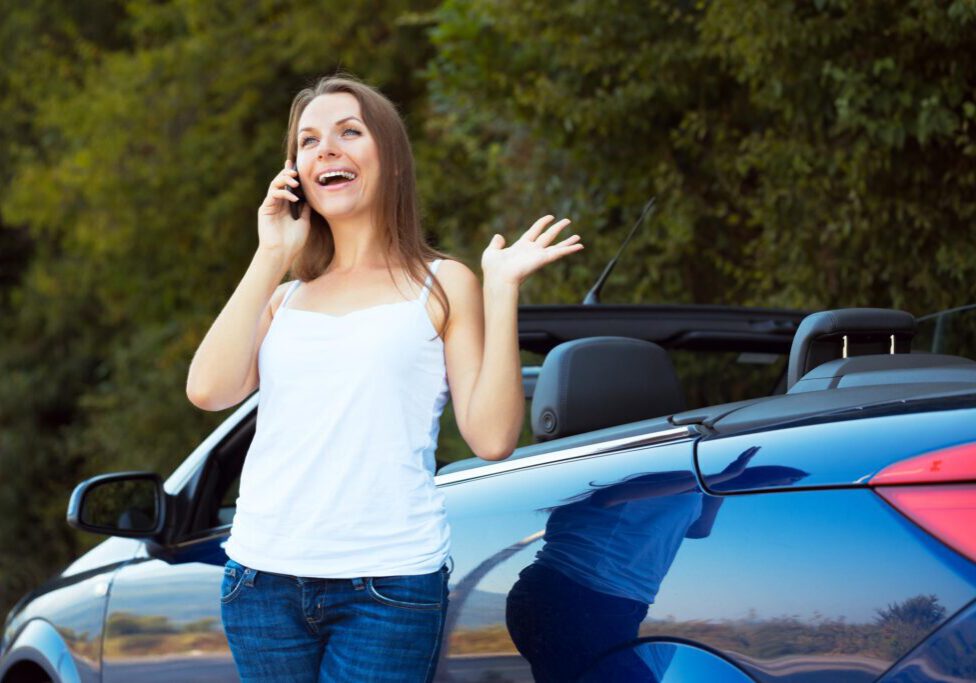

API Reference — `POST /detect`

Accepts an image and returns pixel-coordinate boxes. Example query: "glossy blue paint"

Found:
[879,598,976,682]
[0,619,82,683]
[580,641,754,682]
[439,439,704,681]
[438,434,976,681]
[640,487,976,681]
[0,571,110,683]
[698,405,976,492]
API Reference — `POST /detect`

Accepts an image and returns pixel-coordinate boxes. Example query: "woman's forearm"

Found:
[464,279,525,460]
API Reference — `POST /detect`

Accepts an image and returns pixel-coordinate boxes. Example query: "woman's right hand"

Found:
[257,159,310,258]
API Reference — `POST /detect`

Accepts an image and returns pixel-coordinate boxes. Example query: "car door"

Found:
[98,401,256,683]
[100,538,233,683]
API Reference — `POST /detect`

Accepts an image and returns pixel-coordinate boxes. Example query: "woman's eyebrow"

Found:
[298,116,363,134]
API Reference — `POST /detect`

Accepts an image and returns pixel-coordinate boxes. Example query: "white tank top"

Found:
[223,259,452,577]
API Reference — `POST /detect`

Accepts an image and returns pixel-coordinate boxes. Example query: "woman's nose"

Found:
[317,137,340,159]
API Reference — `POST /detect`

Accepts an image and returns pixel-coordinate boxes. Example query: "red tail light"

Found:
[874,485,976,563]
[871,442,976,563]
[870,442,976,484]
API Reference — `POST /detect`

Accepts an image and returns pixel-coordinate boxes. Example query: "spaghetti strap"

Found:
[419,259,442,304]
[281,280,301,310]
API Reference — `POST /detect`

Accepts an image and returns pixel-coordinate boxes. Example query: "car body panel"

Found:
[100,554,233,683]
[0,619,82,683]
[0,566,120,683]
[698,401,976,492]
[640,488,976,681]
[581,641,755,681]
[435,436,976,681]
[437,436,700,681]
[878,597,976,681]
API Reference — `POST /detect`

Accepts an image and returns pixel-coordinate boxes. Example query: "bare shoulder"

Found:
[435,258,479,293]
[429,259,481,333]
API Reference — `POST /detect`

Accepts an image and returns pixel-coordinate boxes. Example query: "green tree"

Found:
[427,0,976,310]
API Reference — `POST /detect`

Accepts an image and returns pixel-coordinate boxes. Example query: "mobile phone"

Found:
[289,166,305,220]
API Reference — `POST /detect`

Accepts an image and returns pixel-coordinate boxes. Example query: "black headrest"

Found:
[787,308,916,389]
[530,336,685,441]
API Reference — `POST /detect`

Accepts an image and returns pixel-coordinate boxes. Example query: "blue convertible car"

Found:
[2,302,975,682]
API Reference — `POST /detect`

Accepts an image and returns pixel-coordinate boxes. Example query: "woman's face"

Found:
[295,92,380,223]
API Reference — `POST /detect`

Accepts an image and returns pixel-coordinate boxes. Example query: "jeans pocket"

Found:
[365,571,445,611]
[220,559,250,604]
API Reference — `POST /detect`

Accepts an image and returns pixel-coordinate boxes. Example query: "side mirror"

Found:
[66,472,166,538]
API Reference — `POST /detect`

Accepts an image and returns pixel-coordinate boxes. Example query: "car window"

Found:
[915,305,976,360]
[434,347,787,467]
[670,350,787,410]
[218,473,240,524]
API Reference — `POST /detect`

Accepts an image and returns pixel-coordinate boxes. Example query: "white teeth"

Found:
[317,170,357,184]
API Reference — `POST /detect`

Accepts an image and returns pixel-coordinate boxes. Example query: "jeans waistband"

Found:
[243,556,453,581]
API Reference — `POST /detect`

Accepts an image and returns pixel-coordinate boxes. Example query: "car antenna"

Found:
[582,196,656,305]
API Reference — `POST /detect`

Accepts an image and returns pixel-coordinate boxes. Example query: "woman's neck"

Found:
[326,213,393,272]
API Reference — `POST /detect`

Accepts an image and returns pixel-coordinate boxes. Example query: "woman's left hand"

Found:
[481,215,584,287]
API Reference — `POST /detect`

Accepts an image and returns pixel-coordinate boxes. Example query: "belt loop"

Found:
[243,567,257,587]
[446,555,454,574]
[351,577,365,591]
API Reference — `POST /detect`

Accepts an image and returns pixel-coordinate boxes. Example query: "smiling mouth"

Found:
[317,171,357,187]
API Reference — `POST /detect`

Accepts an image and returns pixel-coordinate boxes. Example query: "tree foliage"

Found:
[427,0,976,308]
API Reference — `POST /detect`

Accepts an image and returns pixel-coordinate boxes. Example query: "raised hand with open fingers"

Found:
[481,215,584,287]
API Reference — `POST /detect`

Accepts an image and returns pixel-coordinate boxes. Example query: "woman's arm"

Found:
[443,215,583,461]
[442,265,523,461]
[186,247,290,411]
[187,161,309,411]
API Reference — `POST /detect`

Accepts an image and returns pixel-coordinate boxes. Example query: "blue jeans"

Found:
[220,557,452,682]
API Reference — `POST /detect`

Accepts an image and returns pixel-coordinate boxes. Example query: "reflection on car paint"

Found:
[438,442,976,682]
[100,559,234,683]
[503,448,803,681]
[4,569,115,683]
[700,405,976,492]
[878,597,976,681]
[580,641,754,682]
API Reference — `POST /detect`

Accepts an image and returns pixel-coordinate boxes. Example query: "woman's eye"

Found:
[299,137,316,147]
[342,128,361,137]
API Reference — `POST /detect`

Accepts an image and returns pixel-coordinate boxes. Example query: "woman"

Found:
[186,74,583,682]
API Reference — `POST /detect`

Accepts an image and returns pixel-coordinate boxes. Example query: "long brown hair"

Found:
[283,74,451,339]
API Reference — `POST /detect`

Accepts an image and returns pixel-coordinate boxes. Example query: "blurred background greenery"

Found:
[2,0,975,618]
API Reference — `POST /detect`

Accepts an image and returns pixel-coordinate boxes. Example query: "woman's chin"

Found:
[315,201,370,223]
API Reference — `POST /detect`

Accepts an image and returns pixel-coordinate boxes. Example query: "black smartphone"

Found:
[289,167,306,220]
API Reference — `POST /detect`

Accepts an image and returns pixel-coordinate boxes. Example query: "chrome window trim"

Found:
[434,425,694,485]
